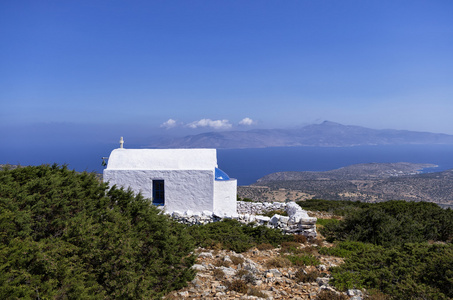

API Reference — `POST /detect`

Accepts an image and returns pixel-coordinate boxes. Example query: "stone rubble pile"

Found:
[167,201,317,237]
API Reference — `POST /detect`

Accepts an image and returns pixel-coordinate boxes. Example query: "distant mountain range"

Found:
[150,121,453,148]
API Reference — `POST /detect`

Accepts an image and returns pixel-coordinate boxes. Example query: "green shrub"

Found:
[262,209,288,217]
[238,197,254,202]
[0,165,195,299]
[317,218,341,227]
[188,219,293,252]
[324,201,453,246]
[297,199,370,216]
[280,241,303,253]
[319,241,376,258]
[330,242,453,299]
[285,254,320,266]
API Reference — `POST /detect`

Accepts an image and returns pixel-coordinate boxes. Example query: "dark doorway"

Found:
[152,180,165,206]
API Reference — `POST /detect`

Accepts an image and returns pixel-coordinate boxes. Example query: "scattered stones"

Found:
[166,243,355,299]
[169,201,317,238]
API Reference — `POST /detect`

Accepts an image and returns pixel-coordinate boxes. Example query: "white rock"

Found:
[270,214,281,224]
[198,252,213,259]
[279,216,289,223]
[191,264,206,271]
[172,211,183,218]
[202,210,213,216]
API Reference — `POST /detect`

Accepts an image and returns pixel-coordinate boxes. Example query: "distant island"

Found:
[150,121,453,148]
[238,162,453,208]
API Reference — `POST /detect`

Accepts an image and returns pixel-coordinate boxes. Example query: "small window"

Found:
[152,180,165,206]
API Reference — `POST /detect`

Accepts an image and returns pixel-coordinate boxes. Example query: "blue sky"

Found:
[1,0,453,151]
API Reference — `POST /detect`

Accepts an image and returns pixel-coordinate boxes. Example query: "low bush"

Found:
[330,243,453,299]
[188,219,294,252]
[295,269,320,283]
[235,269,250,278]
[297,199,369,216]
[214,259,231,268]
[238,197,254,202]
[266,257,292,268]
[285,254,320,266]
[321,200,453,246]
[230,255,244,265]
[316,290,348,300]
[228,279,248,293]
[256,243,274,250]
[318,241,376,258]
[212,268,225,280]
[280,241,303,253]
[262,209,288,217]
[293,234,307,243]
[316,218,341,227]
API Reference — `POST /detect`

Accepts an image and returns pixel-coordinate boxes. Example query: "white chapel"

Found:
[103,142,237,216]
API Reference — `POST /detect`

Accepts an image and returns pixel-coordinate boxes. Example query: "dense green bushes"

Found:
[0,165,296,298]
[0,165,195,299]
[187,218,293,252]
[304,199,453,299]
[321,200,453,246]
[297,199,370,216]
[329,243,453,299]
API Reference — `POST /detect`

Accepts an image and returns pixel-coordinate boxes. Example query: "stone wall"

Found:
[168,201,317,237]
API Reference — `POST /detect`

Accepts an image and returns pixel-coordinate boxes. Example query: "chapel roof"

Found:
[105,148,217,170]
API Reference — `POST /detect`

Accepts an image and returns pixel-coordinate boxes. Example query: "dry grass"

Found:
[236,269,250,278]
[265,256,292,268]
[214,259,231,267]
[280,241,302,253]
[293,234,307,243]
[212,268,225,280]
[295,268,320,283]
[228,279,248,293]
[248,286,267,298]
[230,255,244,265]
[316,290,348,300]
[256,243,275,250]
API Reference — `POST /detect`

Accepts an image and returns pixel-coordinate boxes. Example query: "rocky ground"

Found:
[164,234,363,300]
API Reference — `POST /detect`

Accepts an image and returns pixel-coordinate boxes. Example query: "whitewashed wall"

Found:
[104,169,215,213]
[214,179,237,216]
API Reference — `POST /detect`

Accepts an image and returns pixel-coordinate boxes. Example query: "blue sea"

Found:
[2,143,453,186]
[217,145,453,185]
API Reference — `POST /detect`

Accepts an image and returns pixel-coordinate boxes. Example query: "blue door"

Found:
[153,180,165,206]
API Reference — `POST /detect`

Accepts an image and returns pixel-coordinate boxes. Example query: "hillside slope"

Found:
[242,163,453,207]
